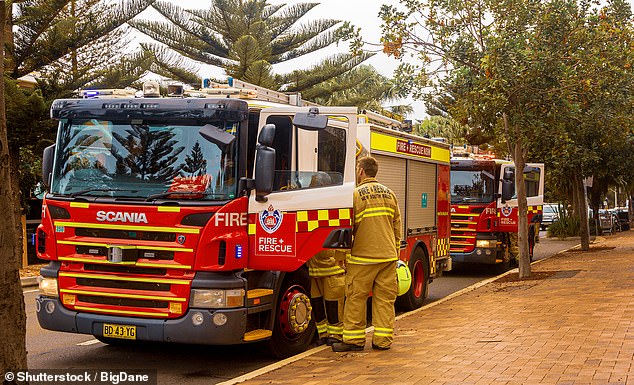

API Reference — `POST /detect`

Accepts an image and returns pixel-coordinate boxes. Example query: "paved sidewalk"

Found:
[226,231,634,385]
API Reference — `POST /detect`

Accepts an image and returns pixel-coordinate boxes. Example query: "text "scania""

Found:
[96,211,148,224]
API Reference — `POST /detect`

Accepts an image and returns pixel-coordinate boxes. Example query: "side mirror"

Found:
[322,228,352,249]
[254,123,277,201]
[255,146,275,202]
[42,144,55,188]
[501,180,514,202]
[199,124,236,148]
[293,107,328,131]
[503,168,514,182]
[258,124,275,147]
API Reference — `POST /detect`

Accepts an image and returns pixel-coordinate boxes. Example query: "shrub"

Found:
[547,216,580,239]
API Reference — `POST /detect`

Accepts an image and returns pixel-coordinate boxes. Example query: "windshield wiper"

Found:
[145,191,226,201]
[69,188,139,198]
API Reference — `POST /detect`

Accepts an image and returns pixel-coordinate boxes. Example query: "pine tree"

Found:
[6,0,158,282]
[130,0,375,101]
[9,0,156,81]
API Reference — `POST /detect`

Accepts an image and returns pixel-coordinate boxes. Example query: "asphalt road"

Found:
[24,232,582,384]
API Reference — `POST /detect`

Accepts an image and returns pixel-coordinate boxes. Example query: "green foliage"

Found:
[381,0,634,250]
[303,65,402,109]
[4,77,50,150]
[547,215,580,239]
[19,147,43,209]
[10,0,157,80]
[414,115,467,145]
[130,0,380,105]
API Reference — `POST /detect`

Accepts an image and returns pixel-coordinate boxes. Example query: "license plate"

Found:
[103,324,136,340]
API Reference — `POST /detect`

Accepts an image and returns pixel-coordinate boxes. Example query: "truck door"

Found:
[248,107,358,271]
[497,163,545,232]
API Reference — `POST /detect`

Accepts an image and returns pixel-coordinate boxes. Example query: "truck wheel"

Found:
[396,248,428,312]
[265,270,315,358]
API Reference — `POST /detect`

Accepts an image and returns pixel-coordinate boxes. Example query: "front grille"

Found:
[84,264,167,276]
[76,246,174,261]
[76,277,170,291]
[77,295,168,309]
[75,227,175,242]
[76,245,108,256]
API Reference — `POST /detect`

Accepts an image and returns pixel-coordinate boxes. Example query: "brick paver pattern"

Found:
[235,231,634,385]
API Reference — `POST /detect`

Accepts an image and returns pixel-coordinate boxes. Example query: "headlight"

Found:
[38,277,59,297]
[191,289,245,308]
[476,239,497,248]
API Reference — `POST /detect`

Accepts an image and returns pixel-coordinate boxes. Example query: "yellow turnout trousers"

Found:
[310,274,345,340]
[342,261,398,348]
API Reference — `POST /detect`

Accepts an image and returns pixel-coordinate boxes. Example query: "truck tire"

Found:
[396,247,428,312]
[265,269,315,358]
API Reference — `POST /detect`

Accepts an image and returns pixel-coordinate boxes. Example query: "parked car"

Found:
[611,208,630,231]
[598,209,619,234]
[541,203,560,230]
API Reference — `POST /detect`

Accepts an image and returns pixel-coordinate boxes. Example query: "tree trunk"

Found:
[504,113,530,278]
[577,174,590,251]
[514,141,530,278]
[571,175,579,218]
[627,195,634,229]
[0,0,28,374]
[3,0,13,74]
[10,147,24,267]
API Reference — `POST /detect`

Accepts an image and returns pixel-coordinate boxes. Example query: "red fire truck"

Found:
[449,150,544,268]
[36,78,450,357]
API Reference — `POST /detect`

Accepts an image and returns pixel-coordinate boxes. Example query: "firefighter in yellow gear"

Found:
[332,156,401,352]
[508,223,539,264]
[307,249,346,346]
[308,171,345,346]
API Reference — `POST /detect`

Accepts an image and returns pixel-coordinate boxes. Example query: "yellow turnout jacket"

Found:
[350,177,401,264]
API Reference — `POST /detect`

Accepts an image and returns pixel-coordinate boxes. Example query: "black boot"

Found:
[332,342,364,352]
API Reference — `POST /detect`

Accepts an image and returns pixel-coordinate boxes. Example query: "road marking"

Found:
[77,339,101,346]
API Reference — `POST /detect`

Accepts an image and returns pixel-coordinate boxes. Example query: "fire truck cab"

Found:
[449,151,544,267]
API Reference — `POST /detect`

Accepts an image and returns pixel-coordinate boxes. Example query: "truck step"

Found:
[243,329,273,341]
[247,289,274,307]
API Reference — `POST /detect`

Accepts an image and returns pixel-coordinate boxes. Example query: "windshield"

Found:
[544,205,558,214]
[50,119,239,201]
[450,169,496,204]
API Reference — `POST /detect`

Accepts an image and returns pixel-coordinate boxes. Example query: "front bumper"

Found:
[36,296,249,345]
[451,247,499,264]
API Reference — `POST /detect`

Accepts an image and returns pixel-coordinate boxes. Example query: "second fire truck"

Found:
[449,148,544,268]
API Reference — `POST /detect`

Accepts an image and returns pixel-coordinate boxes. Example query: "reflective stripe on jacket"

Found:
[349,177,401,264]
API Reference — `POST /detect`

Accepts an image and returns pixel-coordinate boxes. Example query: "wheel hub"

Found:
[279,288,312,336]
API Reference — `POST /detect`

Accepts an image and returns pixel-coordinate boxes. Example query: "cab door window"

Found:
[266,115,346,191]
[266,115,294,191]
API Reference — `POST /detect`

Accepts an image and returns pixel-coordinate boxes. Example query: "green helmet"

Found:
[396,260,412,296]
